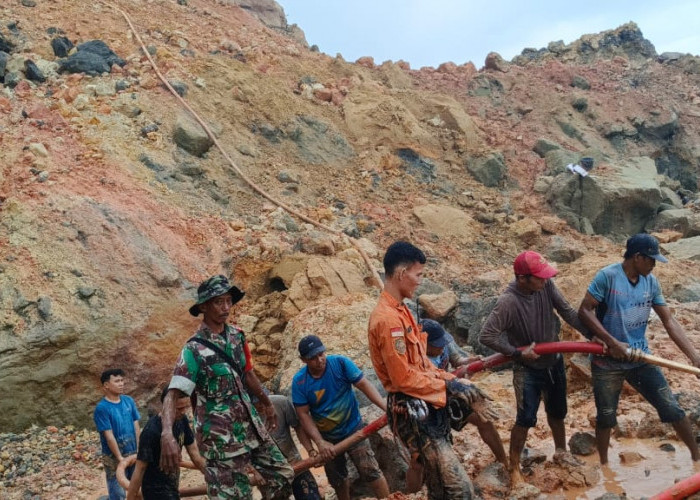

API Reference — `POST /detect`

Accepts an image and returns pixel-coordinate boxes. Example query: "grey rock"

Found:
[59,51,110,75]
[75,40,125,67]
[51,37,74,58]
[668,282,700,303]
[655,150,697,192]
[21,0,37,6]
[397,148,436,183]
[178,162,204,177]
[168,80,188,97]
[138,154,167,172]
[658,52,684,63]
[37,297,52,320]
[546,236,584,263]
[594,494,626,500]
[572,96,588,112]
[0,51,9,78]
[636,111,679,141]
[277,170,299,183]
[24,60,46,83]
[547,156,662,236]
[474,462,509,496]
[659,443,676,452]
[646,209,693,236]
[452,293,499,355]
[660,187,684,209]
[77,286,96,299]
[466,152,507,187]
[571,75,590,90]
[484,52,509,72]
[544,148,583,175]
[521,447,547,467]
[114,79,130,92]
[661,236,700,261]
[0,34,14,54]
[173,114,215,157]
[569,431,596,455]
[59,40,124,75]
[533,138,561,157]
[140,123,159,136]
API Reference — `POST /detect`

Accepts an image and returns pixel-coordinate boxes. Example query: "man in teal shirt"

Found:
[579,233,700,465]
[292,335,390,500]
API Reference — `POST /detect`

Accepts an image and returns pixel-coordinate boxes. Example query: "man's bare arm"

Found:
[244,371,277,431]
[578,292,628,359]
[354,377,387,412]
[654,304,700,368]
[125,459,147,500]
[159,389,185,473]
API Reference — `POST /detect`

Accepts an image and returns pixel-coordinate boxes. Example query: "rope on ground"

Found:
[101,1,383,289]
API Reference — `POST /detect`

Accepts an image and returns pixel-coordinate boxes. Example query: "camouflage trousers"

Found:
[388,392,474,500]
[204,439,294,500]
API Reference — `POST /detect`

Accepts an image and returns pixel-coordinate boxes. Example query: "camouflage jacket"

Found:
[169,323,267,460]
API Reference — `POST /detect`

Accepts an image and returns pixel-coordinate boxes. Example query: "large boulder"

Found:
[465,152,507,187]
[661,236,700,261]
[547,157,662,236]
[58,40,125,75]
[646,209,700,237]
[173,113,217,157]
[413,204,481,245]
[280,255,369,320]
[451,293,499,355]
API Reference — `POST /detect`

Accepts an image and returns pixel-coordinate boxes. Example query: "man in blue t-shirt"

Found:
[579,233,700,465]
[292,335,390,500]
[94,368,141,500]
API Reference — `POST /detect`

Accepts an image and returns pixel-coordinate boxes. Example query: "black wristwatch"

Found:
[511,350,522,359]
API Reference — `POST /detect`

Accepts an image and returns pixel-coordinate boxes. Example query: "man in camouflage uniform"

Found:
[160,275,294,499]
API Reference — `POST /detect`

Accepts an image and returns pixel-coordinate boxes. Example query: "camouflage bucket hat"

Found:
[189,274,245,316]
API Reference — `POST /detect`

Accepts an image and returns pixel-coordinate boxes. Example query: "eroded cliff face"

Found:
[0,1,699,432]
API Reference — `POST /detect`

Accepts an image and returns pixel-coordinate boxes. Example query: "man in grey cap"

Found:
[579,234,700,465]
[160,275,294,499]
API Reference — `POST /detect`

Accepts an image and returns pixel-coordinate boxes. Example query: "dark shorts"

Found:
[323,435,383,489]
[513,355,567,428]
[592,363,685,429]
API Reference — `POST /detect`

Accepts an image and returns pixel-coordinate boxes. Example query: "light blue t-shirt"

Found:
[291,354,363,442]
[587,262,666,369]
[93,395,141,456]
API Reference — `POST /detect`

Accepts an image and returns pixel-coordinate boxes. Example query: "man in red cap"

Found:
[480,251,590,485]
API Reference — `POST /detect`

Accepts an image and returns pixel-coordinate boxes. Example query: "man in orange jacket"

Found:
[368,241,483,500]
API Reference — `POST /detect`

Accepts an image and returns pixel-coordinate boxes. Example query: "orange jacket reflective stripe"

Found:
[368,290,455,408]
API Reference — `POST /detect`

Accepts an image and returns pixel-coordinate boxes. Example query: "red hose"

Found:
[465,341,605,375]
[650,471,700,500]
[175,341,607,496]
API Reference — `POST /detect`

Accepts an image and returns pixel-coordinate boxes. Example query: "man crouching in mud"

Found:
[368,241,496,499]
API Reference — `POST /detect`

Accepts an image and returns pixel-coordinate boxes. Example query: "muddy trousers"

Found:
[388,392,474,500]
[422,437,474,500]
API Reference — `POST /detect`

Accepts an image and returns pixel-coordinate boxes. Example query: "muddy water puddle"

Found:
[559,437,699,499]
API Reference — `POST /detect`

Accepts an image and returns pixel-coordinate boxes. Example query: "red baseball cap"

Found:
[513,251,558,279]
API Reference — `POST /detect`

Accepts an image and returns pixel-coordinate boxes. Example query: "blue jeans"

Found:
[513,356,567,428]
[103,455,133,500]
[592,363,685,429]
